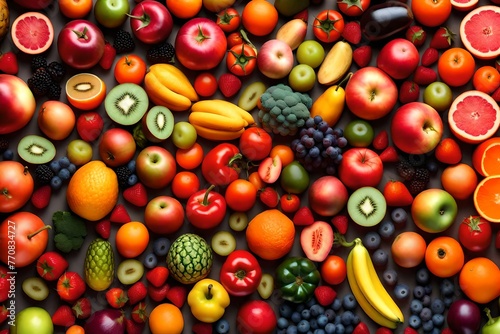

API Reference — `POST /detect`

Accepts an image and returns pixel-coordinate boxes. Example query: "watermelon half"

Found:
[460,6,500,60]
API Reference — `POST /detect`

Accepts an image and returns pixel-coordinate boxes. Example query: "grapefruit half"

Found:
[448,90,500,144]
[11,12,54,55]
[460,6,500,60]
[450,0,478,12]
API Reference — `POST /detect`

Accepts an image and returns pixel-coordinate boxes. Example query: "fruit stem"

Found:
[1,188,12,199]
[72,27,89,40]
[336,72,352,91]
[334,233,356,247]
[206,284,213,299]
[196,25,211,43]
[23,166,30,176]
[126,4,151,31]
[27,225,51,240]
[239,29,258,55]
[202,185,216,206]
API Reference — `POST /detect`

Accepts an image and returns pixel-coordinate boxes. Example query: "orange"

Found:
[270,144,294,167]
[65,73,107,110]
[116,222,150,258]
[166,0,203,19]
[241,0,278,36]
[149,303,184,334]
[459,257,500,304]
[472,137,500,176]
[66,325,85,334]
[474,175,500,223]
[246,209,295,260]
[59,0,93,19]
[66,160,119,221]
[441,163,478,200]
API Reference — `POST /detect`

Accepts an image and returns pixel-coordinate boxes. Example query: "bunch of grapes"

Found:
[291,116,348,175]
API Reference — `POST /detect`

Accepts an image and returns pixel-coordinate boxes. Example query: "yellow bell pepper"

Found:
[187,278,230,323]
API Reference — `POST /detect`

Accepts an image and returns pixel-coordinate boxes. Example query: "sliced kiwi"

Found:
[142,106,175,142]
[347,186,387,227]
[105,83,149,126]
[17,135,56,164]
[238,81,267,111]
[22,277,49,301]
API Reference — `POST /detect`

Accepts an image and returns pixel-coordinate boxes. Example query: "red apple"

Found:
[0,161,34,213]
[0,74,36,135]
[13,0,53,9]
[144,196,185,234]
[98,128,136,167]
[377,38,420,80]
[338,148,384,190]
[129,0,173,44]
[390,102,443,154]
[236,300,277,334]
[136,146,176,189]
[175,17,227,71]
[308,176,349,217]
[257,39,295,79]
[344,67,398,120]
[37,101,76,141]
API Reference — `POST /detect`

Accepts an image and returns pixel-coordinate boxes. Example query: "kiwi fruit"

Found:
[17,134,56,164]
[238,81,267,111]
[22,277,49,301]
[105,83,149,126]
[347,186,387,227]
[141,105,174,142]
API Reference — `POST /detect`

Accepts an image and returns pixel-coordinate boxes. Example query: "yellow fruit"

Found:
[66,160,119,221]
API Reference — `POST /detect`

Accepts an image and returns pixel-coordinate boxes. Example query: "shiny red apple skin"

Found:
[13,0,53,9]
[136,146,177,189]
[308,176,349,217]
[144,196,185,234]
[0,75,36,135]
[338,148,384,190]
[98,128,137,167]
[377,38,420,80]
[257,39,295,80]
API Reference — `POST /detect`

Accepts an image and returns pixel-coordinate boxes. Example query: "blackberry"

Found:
[406,153,427,167]
[113,29,135,54]
[414,167,430,183]
[407,179,427,196]
[35,164,55,186]
[396,158,416,181]
[31,55,47,72]
[115,166,132,188]
[46,61,66,83]
[146,41,175,64]
[27,67,52,98]
[0,138,8,154]
[47,81,62,100]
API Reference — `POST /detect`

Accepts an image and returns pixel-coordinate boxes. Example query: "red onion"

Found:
[447,299,481,334]
[85,309,125,334]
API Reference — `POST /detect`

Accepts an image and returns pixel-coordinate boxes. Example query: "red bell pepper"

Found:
[201,143,242,187]
[220,249,262,297]
[186,185,226,229]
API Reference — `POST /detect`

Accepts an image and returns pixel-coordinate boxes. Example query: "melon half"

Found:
[460,6,500,60]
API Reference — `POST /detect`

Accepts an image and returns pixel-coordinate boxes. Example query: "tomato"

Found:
[115,222,150,258]
[66,325,85,334]
[225,179,257,212]
[437,47,476,87]
[194,72,218,97]
[411,0,452,27]
[425,236,464,278]
[270,145,294,167]
[336,0,370,17]
[239,127,272,161]
[216,7,241,33]
[0,161,34,213]
[472,65,500,94]
[172,171,200,200]
[459,257,500,304]
[227,31,243,49]
[248,171,265,191]
[59,0,93,19]
[391,231,427,268]
[458,215,492,252]
[113,54,147,85]
[166,0,203,19]
[241,0,279,37]
[175,142,204,170]
[320,255,347,285]
[313,10,345,43]
[280,193,301,213]
[226,43,257,76]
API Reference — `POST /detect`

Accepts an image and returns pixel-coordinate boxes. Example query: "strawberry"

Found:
[293,8,308,22]
[0,330,7,334]
[125,317,145,334]
[383,180,414,207]
[146,266,169,287]
[403,328,419,334]
[95,219,111,239]
[372,129,389,151]
[36,251,69,281]
[127,281,147,305]
[0,52,19,75]
[435,137,462,164]
[314,285,337,306]
[218,73,241,98]
[421,47,439,66]
[77,112,104,142]
[52,305,76,327]
[192,322,213,334]
[379,146,399,163]
[0,305,7,324]
[99,41,117,70]
[0,267,9,303]
[31,185,52,209]
[429,27,455,49]
[353,45,372,68]
[109,204,131,224]
[342,21,362,45]
[413,66,437,86]
[259,187,280,208]
[147,283,169,302]
[292,206,314,226]
[331,214,348,234]
[123,182,148,207]
[106,287,128,308]
[492,85,500,103]
[280,193,300,213]
[398,80,420,104]
[131,301,148,323]
[165,285,187,308]
[375,328,393,334]
[405,25,426,47]
[72,297,92,319]
[352,322,370,334]
[495,230,500,249]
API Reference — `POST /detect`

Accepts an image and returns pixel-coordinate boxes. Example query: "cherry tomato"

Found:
[227,31,243,49]
[337,0,370,17]
[280,193,301,213]
[411,0,452,27]
[172,171,201,200]
[437,47,476,87]
[313,10,345,43]
[248,171,265,191]
[320,255,347,285]
[225,179,257,212]
[114,54,147,85]
[425,236,464,278]
[472,66,500,94]
[239,127,272,161]
[194,72,218,97]
[226,43,257,76]
[270,144,295,167]
[216,7,241,33]
[458,215,492,252]
[175,142,204,170]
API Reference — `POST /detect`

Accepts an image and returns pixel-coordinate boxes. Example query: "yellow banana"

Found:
[192,100,255,125]
[191,100,247,120]
[148,64,199,102]
[144,73,192,112]
[192,124,244,141]
[317,41,353,86]
[351,238,404,324]
[189,111,248,132]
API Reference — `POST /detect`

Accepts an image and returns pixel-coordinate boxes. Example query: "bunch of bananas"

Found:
[0,0,9,40]
[189,100,256,141]
[346,238,404,329]
[144,63,199,112]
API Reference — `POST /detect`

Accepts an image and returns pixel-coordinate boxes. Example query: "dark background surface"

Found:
[2,0,500,333]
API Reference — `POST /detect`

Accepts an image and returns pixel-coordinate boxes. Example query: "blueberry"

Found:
[416,267,431,285]
[391,207,408,225]
[443,296,454,308]
[337,137,348,148]
[324,309,336,322]
[409,314,422,329]
[419,307,432,322]
[306,117,316,128]
[280,304,293,318]
[314,329,326,334]
[429,327,441,334]
[334,315,341,324]
[431,298,445,314]
[318,121,329,133]
[424,284,433,296]
[58,168,71,181]
[127,159,136,173]
[316,315,328,328]
[335,323,345,334]
[344,325,354,334]
[309,319,318,330]
[331,298,342,311]
[127,174,138,186]
[410,299,423,314]
[340,311,354,326]
[324,323,336,334]
[332,128,343,138]
[67,163,76,174]
[143,253,157,269]
[59,156,70,168]
[278,317,290,329]
[371,248,388,268]
[2,149,13,160]
[422,319,434,332]
[351,314,360,326]
[286,325,298,334]
[342,294,357,310]
[301,309,311,320]
[314,115,323,124]
[413,285,426,300]
[296,304,306,313]
[310,305,324,317]
[382,268,398,286]
[153,237,171,257]
[50,160,61,173]
[422,294,432,307]
[297,320,310,333]
[306,297,318,309]
[291,311,302,324]
[432,313,445,327]
[378,220,395,239]
[394,283,410,300]
[362,231,381,251]
[50,175,63,190]
[439,279,455,296]
[214,318,230,334]
[426,160,439,176]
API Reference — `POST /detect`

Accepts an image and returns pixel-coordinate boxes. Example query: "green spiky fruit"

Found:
[84,238,114,291]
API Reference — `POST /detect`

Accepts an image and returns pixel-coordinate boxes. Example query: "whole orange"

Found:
[149,303,184,334]
[115,222,150,258]
[459,257,500,304]
[441,163,478,200]
[241,0,278,36]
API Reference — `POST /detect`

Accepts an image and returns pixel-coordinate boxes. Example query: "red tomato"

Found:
[458,215,492,252]
[313,10,345,43]
[113,54,147,85]
[0,161,34,213]
[216,7,241,33]
[225,179,257,212]
[411,0,452,27]
[425,236,464,278]
[194,72,218,97]
[226,43,257,76]
[337,0,370,17]
[239,127,272,161]
[321,255,347,285]
[175,142,204,170]
[171,171,200,200]
[227,31,243,49]
[472,66,500,94]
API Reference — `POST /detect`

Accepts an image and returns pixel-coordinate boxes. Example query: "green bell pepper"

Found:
[275,256,321,303]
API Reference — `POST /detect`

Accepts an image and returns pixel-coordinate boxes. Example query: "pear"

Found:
[276,19,308,51]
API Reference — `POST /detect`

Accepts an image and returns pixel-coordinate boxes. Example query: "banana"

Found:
[192,124,245,141]
[189,111,248,132]
[191,100,246,120]
[191,100,255,125]
[317,41,353,86]
[148,64,199,102]
[0,0,8,40]
[144,73,192,112]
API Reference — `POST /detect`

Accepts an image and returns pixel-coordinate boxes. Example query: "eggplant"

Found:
[360,1,414,42]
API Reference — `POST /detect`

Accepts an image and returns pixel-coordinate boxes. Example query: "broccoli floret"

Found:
[52,211,87,253]
[284,94,300,107]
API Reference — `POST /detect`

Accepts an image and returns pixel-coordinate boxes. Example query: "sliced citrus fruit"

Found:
[65,73,107,110]
[472,137,500,176]
[473,175,500,223]
[451,0,478,11]
[460,5,500,60]
[448,90,500,144]
[11,12,54,55]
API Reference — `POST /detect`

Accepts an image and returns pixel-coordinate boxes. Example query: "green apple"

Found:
[94,0,130,29]
[172,121,197,150]
[411,188,458,233]
[343,119,374,148]
[67,139,93,166]
[296,40,325,69]
[288,64,316,92]
[423,81,453,112]
[10,307,53,334]
[274,0,310,16]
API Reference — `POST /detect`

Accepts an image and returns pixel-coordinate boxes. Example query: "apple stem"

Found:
[23,166,30,176]
[72,27,89,40]
[336,72,353,91]
[202,185,216,205]
[27,225,51,240]
[126,4,151,31]
[205,284,213,299]
[1,188,12,199]
[196,25,210,43]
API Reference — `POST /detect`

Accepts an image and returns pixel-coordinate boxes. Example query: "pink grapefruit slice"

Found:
[11,12,54,55]
[451,0,478,12]
[448,90,500,144]
[460,6,500,60]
